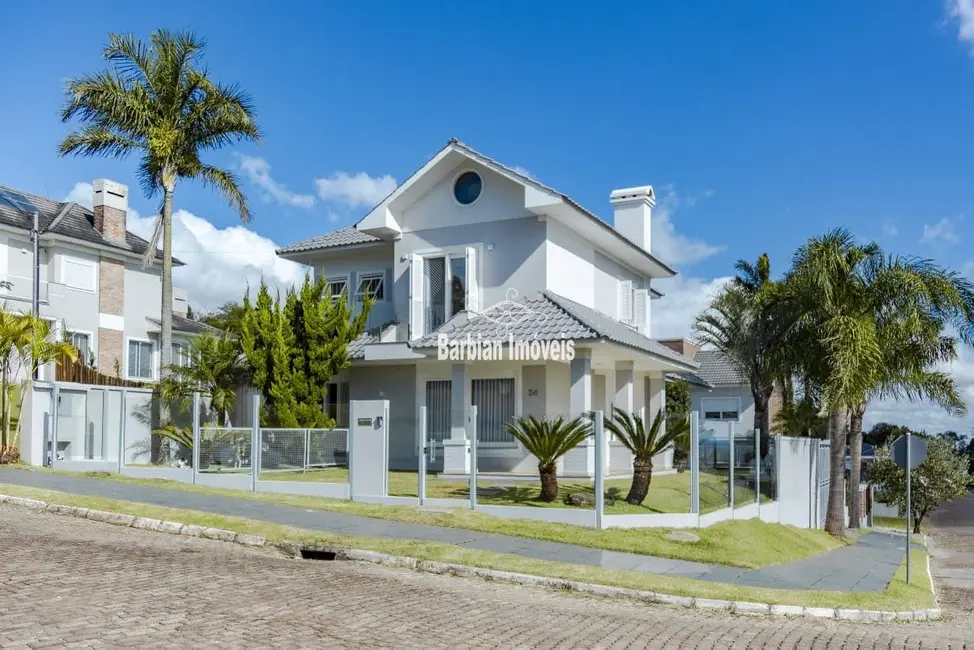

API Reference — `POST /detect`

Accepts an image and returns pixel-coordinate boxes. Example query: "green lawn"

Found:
[0,482,934,611]
[261,467,765,515]
[17,467,832,568]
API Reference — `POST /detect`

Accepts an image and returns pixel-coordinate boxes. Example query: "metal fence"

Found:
[198,427,252,472]
[260,428,349,474]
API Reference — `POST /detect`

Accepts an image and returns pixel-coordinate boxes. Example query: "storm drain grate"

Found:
[300,548,338,561]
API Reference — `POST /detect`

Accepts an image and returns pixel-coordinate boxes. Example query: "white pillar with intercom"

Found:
[348,400,390,500]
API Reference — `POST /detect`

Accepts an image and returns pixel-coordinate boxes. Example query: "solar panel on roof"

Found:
[0,189,42,215]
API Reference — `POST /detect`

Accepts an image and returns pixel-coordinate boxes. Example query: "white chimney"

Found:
[610,185,654,252]
[92,179,129,241]
[172,288,188,317]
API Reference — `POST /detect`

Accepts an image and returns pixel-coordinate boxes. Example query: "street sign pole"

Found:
[906,431,911,585]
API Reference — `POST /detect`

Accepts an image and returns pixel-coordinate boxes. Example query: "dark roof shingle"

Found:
[0,184,175,264]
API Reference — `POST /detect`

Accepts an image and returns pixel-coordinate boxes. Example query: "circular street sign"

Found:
[891,435,928,470]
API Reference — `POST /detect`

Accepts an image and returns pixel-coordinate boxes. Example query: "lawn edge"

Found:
[0,492,942,622]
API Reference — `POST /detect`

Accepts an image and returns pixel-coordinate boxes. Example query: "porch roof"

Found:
[404,290,699,371]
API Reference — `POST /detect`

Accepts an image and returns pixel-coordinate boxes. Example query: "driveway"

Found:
[928,489,974,616]
[2,506,973,649]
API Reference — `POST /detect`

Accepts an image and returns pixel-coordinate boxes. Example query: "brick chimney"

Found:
[92,179,128,241]
[610,185,655,251]
[658,338,700,359]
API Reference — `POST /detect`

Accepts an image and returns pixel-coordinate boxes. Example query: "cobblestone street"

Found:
[0,504,972,649]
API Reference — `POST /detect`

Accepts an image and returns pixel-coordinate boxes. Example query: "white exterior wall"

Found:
[691,384,756,434]
[313,247,396,331]
[544,218,595,308]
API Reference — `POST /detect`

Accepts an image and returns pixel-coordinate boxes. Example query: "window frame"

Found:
[67,329,94,366]
[126,337,155,381]
[421,251,468,323]
[324,275,350,304]
[171,340,191,369]
[451,168,484,207]
[700,397,741,422]
[354,272,385,303]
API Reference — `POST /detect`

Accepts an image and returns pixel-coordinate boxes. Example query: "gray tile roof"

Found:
[348,331,380,359]
[666,371,713,389]
[410,290,698,370]
[692,349,748,386]
[147,314,221,335]
[276,226,381,255]
[0,184,177,264]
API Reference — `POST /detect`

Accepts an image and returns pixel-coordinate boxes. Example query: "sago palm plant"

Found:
[504,415,591,502]
[605,407,685,505]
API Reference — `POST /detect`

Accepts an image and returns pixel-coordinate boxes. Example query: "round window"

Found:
[453,171,483,205]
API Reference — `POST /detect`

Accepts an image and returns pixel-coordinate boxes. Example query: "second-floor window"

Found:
[127,339,153,380]
[61,256,96,292]
[325,277,348,302]
[355,273,384,302]
[69,332,91,366]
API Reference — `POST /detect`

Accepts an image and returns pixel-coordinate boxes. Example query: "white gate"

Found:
[814,439,831,529]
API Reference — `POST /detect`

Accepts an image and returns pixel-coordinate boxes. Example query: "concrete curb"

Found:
[1,493,942,622]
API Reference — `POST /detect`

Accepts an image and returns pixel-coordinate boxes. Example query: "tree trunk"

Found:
[160,186,174,426]
[538,464,558,502]
[625,454,654,505]
[848,404,865,529]
[825,408,847,536]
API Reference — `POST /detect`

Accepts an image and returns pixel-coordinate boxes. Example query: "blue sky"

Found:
[4,1,974,429]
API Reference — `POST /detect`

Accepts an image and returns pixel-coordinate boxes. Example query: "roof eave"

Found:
[276,239,388,261]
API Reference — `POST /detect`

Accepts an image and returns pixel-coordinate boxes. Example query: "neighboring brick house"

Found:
[659,339,784,435]
[0,180,206,381]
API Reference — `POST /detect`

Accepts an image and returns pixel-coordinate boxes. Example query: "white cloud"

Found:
[314,171,397,208]
[947,0,974,54]
[919,217,960,246]
[126,209,306,312]
[651,188,724,265]
[64,182,94,209]
[238,155,315,209]
[650,274,733,340]
[883,221,898,236]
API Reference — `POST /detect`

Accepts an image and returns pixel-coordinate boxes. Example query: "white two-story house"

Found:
[0,180,208,383]
[277,140,700,477]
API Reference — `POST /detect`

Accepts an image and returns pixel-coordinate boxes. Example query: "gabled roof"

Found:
[0,184,178,264]
[691,349,748,386]
[277,139,677,277]
[403,290,698,370]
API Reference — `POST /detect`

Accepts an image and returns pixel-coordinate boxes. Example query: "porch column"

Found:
[442,362,471,475]
[646,372,672,470]
[611,361,635,474]
[563,350,594,477]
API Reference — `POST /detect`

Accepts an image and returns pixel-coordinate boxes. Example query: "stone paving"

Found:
[1,505,972,649]
[0,468,918,592]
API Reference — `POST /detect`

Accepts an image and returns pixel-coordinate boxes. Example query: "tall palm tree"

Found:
[783,229,974,535]
[158,332,246,426]
[504,415,591,502]
[695,254,792,440]
[58,30,260,402]
[604,407,686,505]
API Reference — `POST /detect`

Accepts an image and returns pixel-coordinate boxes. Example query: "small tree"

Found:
[159,332,246,426]
[870,437,970,533]
[504,415,591,502]
[605,408,685,505]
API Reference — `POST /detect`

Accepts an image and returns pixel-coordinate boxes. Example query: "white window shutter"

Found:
[409,254,425,340]
[618,280,633,323]
[633,289,647,332]
[465,246,480,315]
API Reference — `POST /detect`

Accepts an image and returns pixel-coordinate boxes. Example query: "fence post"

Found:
[728,421,735,510]
[118,389,127,473]
[690,411,699,515]
[593,410,604,529]
[192,391,200,485]
[51,384,59,470]
[755,428,761,510]
[419,406,427,506]
[468,405,477,509]
[251,393,260,492]
[303,429,311,472]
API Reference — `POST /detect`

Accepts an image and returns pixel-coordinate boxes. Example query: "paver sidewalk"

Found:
[0,468,918,592]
